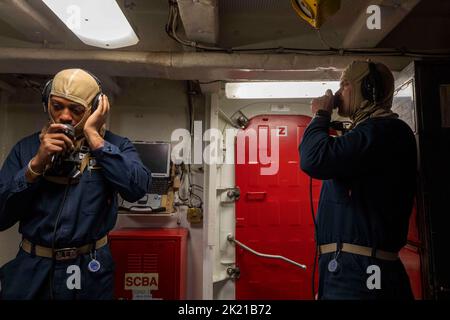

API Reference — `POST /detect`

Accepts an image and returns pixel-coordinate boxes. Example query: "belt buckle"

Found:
[54,247,79,261]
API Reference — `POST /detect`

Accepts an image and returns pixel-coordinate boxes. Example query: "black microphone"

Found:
[59,124,75,140]
[50,124,75,166]
[330,121,346,131]
[330,121,352,133]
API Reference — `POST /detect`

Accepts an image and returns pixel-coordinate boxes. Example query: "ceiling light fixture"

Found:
[42,0,139,49]
[225,81,340,99]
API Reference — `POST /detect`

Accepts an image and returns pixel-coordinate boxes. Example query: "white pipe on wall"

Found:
[0,47,412,81]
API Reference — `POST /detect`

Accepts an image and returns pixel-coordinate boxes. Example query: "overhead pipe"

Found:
[0,47,412,81]
[0,80,16,95]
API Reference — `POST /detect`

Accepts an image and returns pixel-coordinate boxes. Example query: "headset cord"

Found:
[309,176,318,300]
[49,180,71,300]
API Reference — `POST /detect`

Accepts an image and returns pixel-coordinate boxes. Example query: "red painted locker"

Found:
[109,228,188,300]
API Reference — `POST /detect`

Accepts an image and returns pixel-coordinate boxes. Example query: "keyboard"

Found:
[149,178,170,195]
[118,193,163,212]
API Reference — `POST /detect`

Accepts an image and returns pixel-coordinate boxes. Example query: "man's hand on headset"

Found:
[84,94,110,134]
[84,94,110,150]
[311,89,334,115]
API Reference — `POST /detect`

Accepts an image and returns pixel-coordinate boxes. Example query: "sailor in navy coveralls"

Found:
[0,69,150,299]
[300,61,416,299]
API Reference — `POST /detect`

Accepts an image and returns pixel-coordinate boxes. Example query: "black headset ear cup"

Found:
[91,92,102,112]
[361,75,372,102]
[82,69,103,112]
[361,63,382,103]
[42,79,53,113]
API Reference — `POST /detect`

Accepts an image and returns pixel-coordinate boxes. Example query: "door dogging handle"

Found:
[246,191,267,200]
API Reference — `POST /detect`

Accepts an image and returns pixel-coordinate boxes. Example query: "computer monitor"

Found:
[133,142,171,178]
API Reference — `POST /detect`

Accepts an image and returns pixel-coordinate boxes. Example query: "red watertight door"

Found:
[235,115,320,300]
[399,199,423,299]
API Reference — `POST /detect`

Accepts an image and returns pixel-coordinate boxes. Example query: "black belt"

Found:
[319,243,399,261]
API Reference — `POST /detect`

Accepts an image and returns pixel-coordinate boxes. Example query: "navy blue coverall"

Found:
[0,130,150,299]
[300,115,416,299]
